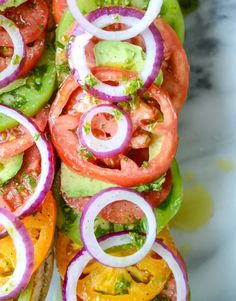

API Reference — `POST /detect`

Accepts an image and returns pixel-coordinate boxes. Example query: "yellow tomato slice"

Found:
[0,192,56,287]
[56,228,176,301]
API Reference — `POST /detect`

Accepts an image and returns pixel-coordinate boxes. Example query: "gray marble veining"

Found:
[173,1,236,300]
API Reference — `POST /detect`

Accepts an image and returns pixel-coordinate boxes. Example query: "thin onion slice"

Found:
[66,0,163,41]
[80,188,157,268]
[0,105,54,217]
[62,232,188,301]
[78,104,132,158]
[68,7,163,102]
[0,208,34,300]
[0,15,25,89]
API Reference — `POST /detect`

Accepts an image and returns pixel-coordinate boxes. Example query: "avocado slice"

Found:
[0,153,24,185]
[0,44,56,132]
[56,159,183,244]
[61,163,114,197]
[0,0,27,11]
[94,41,145,73]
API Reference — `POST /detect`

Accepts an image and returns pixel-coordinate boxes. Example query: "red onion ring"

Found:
[0,105,54,218]
[80,187,157,268]
[68,7,163,102]
[66,0,163,41]
[0,15,25,89]
[0,208,34,300]
[78,104,132,158]
[62,231,188,301]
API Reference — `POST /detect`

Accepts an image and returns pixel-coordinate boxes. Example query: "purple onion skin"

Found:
[19,137,55,218]
[62,248,85,301]
[78,104,132,159]
[68,6,164,103]
[156,240,189,301]
[0,0,7,6]
[0,208,34,300]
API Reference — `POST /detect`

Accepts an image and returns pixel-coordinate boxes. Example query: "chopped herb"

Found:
[130,232,145,249]
[135,174,166,192]
[58,61,70,75]
[96,0,132,7]
[16,184,25,193]
[33,133,40,141]
[79,146,94,160]
[112,108,122,121]
[56,41,65,50]
[117,101,130,112]
[63,35,70,44]
[82,85,88,91]
[92,97,98,104]
[129,95,140,110]
[27,175,37,190]
[10,94,27,109]
[113,14,121,23]
[83,121,91,135]
[148,121,158,132]
[115,276,131,295]
[124,77,143,95]
[39,24,44,31]
[85,74,98,87]
[21,172,27,178]
[141,161,150,168]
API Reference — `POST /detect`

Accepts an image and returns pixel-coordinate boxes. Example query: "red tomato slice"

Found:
[155,18,190,113]
[52,0,67,24]
[63,169,172,224]
[0,0,49,47]
[74,16,189,114]
[0,145,41,213]
[0,34,46,77]
[49,74,178,187]
[0,106,49,159]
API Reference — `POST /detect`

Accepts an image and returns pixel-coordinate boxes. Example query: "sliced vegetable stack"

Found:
[0,0,56,299]
[0,0,191,300]
[51,0,189,300]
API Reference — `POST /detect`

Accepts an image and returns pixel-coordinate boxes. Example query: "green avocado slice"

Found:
[0,44,56,132]
[0,153,24,185]
[55,159,183,245]
[94,41,145,73]
[0,0,27,11]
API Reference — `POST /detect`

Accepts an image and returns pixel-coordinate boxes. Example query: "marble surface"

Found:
[46,1,236,300]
